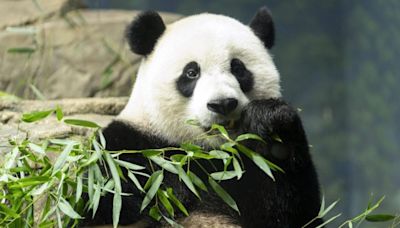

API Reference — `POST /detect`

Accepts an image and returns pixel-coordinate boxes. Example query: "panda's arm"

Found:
[237,98,323,227]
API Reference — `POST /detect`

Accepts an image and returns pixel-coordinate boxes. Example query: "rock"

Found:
[0,7,182,99]
[0,97,128,155]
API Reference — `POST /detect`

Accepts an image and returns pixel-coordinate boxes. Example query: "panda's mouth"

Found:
[203,119,238,132]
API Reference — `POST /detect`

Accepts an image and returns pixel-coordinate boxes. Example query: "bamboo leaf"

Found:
[150,156,178,174]
[92,184,101,218]
[58,198,83,219]
[28,143,46,155]
[188,172,207,192]
[64,119,100,128]
[104,153,121,193]
[114,159,146,171]
[232,157,243,180]
[157,190,174,217]
[208,177,239,214]
[142,149,163,157]
[365,214,396,222]
[210,170,240,181]
[211,124,229,139]
[22,110,54,123]
[209,150,230,159]
[113,192,122,228]
[141,170,163,212]
[236,144,275,180]
[75,176,82,203]
[56,106,64,121]
[176,166,199,198]
[235,133,266,143]
[128,171,144,193]
[52,142,74,175]
[166,188,189,216]
[7,47,36,54]
[149,206,162,221]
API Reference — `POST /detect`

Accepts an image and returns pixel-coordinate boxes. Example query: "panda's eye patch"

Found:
[176,61,201,97]
[230,58,253,93]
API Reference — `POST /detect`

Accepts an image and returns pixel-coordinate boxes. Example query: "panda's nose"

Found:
[207,98,238,116]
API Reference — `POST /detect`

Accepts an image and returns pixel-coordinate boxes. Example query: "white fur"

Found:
[119,13,281,145]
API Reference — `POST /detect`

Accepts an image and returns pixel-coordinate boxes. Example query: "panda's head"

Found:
[119,7,281,145]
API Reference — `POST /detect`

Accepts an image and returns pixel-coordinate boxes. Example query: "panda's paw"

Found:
[239,98,306,144]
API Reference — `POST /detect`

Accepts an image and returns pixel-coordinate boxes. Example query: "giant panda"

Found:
[83,6,323,228]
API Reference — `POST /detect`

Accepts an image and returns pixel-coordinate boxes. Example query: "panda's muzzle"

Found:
[207,98,238,116]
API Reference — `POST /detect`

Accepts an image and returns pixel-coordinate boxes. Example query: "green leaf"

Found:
[22,110,54,123]
[141,170,163,212]
[220,142,238,154]
[157,190,174,217]
[88,165,94,201]
[319,199,339,218]
[142,149,163,157]
[171,154,186,162]
[128,171,144,193]
[235,133,266,143]
[149,206,162,221]
[315,213,341,228]
[211,124,229,139]
[180,143,202,152]
[166,188,189,216]
[176,166,199,198]
[365,214,396,222]
[113,192,122,228]
[28,142,46,155]
[0,203,20,218]
[55,106,64,121]
[58,198,83,219]
[64,119,100,128]
[98,130,106,148]
[209,150,230,159]
[52,142,74,175]
[192,152,215,159]
[114,159,146,170]
[75,176,82,203]
[92,184,101,218]
[7,47,36,54]
[232,157,243,180]
[236,144,275,180]
[271,133,283,143]
[150,156,178,174]
[210,170,240,181]
[208,177,239,214]
[188,172,207,192]
[104,153,121,193]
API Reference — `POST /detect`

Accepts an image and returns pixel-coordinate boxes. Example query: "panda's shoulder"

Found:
[102,119,168,150]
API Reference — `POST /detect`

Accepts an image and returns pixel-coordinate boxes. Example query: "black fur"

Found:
[249,6,275,49]
[176,61,201,97]
[125,11,166,55]
[230,58,254,93]
[82,99,322,227]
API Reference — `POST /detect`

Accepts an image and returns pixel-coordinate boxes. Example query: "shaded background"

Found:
[85,0,400,226]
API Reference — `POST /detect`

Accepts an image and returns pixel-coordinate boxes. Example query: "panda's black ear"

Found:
[125,11,166,55]
[249,6,275,49]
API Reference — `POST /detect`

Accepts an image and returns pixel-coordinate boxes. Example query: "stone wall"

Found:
[0,0,181,99]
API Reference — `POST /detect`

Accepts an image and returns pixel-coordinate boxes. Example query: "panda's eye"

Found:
[230,58,254,93]
[231,58,246,77]
[186,68,199,79]
[176,61,201,97]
